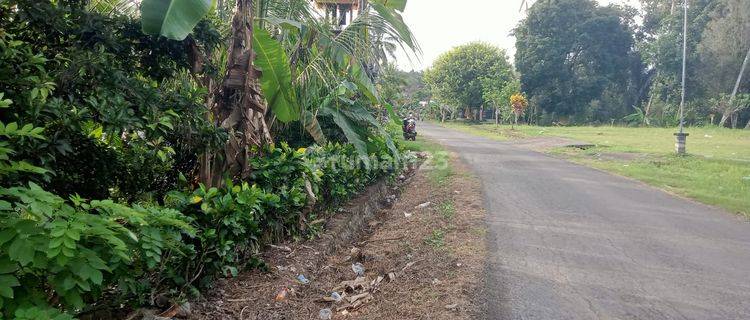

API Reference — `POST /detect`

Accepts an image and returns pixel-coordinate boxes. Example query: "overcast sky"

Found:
[393,0,641,71]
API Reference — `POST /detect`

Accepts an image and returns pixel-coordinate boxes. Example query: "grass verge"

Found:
[401,138,453,186]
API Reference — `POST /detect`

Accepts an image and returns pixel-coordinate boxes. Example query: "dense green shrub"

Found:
[0,1,226,201]
[0,107,406,317]
[0,1,411,318]
[0,97,195,316]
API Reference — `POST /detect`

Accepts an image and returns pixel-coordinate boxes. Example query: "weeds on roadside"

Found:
[424,229,446,248]
[438,200,455,219]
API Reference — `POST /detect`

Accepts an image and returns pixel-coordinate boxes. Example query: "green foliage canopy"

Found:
[424,42,513,115]
[515,0,640,119]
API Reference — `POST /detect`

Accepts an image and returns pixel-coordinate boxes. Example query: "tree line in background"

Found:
[414,0,750,128]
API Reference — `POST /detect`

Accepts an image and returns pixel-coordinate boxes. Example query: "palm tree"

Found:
[138,0,419,185]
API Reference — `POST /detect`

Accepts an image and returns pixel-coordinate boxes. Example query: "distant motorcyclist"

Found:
[403,112,415,126]
[402,112,417,141]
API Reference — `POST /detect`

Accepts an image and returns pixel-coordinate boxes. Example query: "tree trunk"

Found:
[644,94,654,126]
[745,118,750,129]
[201,0,271,187]
[494,106,499,125]
[722,45,750,128]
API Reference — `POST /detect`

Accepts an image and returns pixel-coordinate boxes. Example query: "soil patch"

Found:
[191,153,487,319]
[508,136,591,152]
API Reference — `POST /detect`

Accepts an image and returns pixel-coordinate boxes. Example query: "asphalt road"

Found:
[419,122,750,320]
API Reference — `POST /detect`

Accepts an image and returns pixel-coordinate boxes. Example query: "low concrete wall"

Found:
[318,179,395,254]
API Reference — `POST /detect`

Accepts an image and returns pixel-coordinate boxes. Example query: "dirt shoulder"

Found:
[191,151,487,319]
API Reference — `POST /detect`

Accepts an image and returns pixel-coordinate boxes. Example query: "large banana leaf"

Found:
[322,107,370,166]
[370,3,415,50]
[351,63,380,104]
[253,24,300,122]
[302,110,327,145]
[140,0,213,40]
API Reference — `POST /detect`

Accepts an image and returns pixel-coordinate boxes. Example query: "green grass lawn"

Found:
[437,121,750,217]
[400,137,453,186]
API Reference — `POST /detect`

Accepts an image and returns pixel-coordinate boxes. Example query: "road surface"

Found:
[419,122,750,320]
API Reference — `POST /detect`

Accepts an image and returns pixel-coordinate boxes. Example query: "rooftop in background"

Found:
[313,0,361,30]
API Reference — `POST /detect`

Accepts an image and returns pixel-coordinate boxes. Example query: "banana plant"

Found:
[140,0,214,40]
[139,0,418,168]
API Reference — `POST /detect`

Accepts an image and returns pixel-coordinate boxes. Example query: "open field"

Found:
[435,121,750,217]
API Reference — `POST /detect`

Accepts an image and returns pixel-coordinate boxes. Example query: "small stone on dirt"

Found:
[415,202,431,209]
[268,244,292,252]
[404,211,412,218]
[319,308,333,320]
[402,261,416,272]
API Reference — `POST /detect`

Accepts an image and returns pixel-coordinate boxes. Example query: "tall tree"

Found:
[424,42,513,121]
[696,0,750,127]
[515,0,640,123]
[638,0,719,125]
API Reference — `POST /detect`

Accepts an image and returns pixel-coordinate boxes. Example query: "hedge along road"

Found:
[418,121,750,320]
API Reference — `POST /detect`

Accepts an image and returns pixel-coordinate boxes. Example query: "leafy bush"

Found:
[0,96,194,316]
[164,181,279,291]
[0,1,411,318]
[0,1,226,201]
[0,101,408,319]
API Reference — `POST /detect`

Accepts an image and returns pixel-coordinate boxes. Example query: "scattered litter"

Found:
[371,275,384,288]
[415,202,431,209]
[350,247,363,261]
[431,278,442,285]
[743,176,750,181]
[454,190,461,194]
[158,302,191,318]
[331,292,343,302]
[404,211,413,218]
[319,308,333,320]
[347,292,371,304]
[445,303,458,310]
[398,174,406,181]
[704,134,713,138]
[274,287,289,301]
[268,244,292,252]
[387,272,396,281]
[456,263,462,267]
[351,263,365,276]
[402,261,416,272]
[334,276,369,292]
[297,274,310,284]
